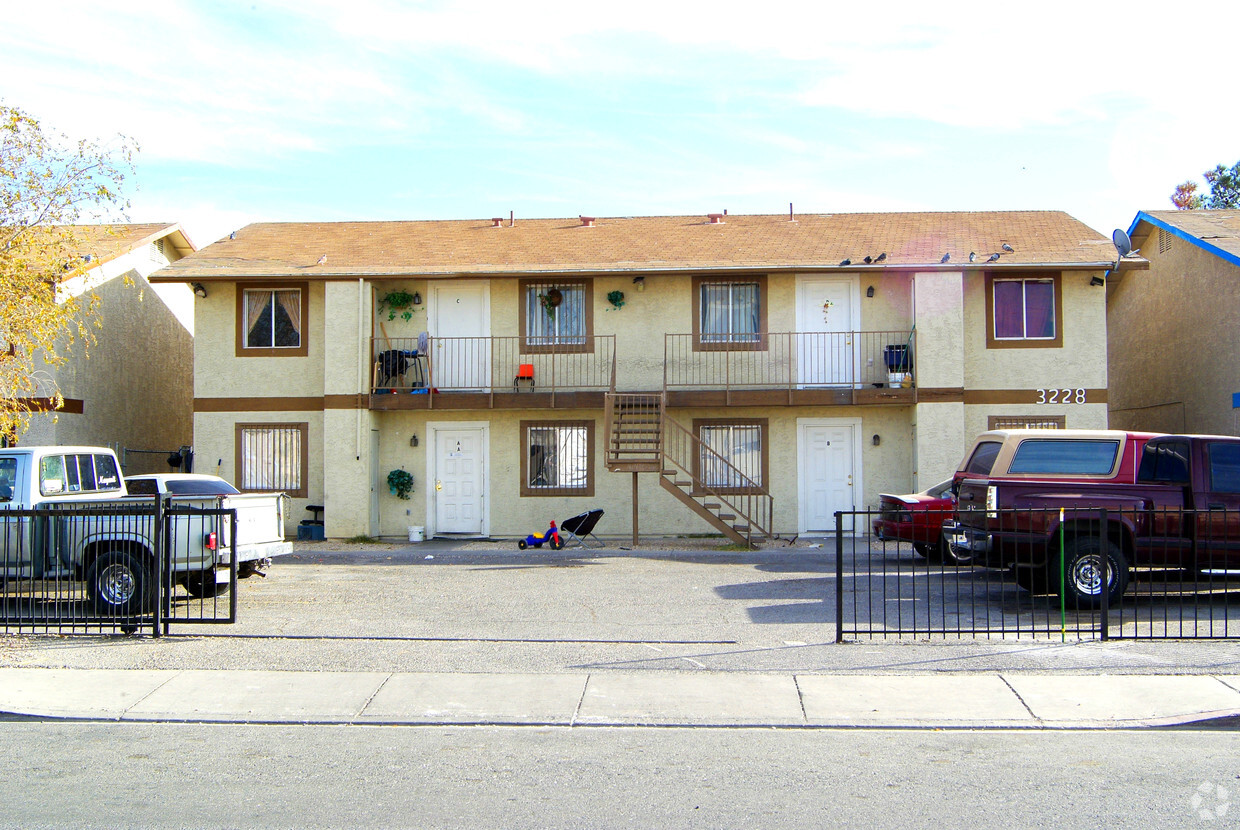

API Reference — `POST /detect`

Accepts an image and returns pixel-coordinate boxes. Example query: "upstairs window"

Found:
[236,283,309,357]
[522,281,591,352]
[694,277,765,350]
[986,274,1062,349]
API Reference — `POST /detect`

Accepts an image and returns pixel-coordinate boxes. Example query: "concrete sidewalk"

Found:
[3,667,1240,729]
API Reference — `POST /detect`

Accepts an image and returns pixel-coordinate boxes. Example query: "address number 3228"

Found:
[1036,388,1087,404]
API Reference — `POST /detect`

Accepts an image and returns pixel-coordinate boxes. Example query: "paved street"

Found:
[1,723,1238,829]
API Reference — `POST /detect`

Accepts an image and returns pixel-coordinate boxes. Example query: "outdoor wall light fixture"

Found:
[412,291,422,305]
[872,434,881,446]
[410,434,419,447]
[1090,275,1105,287]
[633,276,646,292]
[192,282,208,298]
[866,285,875,298]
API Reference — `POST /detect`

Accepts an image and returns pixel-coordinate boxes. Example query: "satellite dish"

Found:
[1112,228,1132,258]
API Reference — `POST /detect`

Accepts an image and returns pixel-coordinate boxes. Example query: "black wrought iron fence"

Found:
[837,506,1240,640]
[0,499,237,636]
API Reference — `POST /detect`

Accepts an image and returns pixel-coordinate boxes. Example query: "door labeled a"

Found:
[434,429,485,534]
[800,424,855,533]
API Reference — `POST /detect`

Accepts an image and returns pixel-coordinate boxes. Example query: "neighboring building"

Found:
[22,224,197,474]
[1108,210,1240,435]
[153,211,1117,540]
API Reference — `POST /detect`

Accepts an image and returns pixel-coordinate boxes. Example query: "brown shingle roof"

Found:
[152,211,1114,282]
[1139,210,1240,261]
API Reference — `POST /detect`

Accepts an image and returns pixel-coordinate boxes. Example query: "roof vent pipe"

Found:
[579,216,596,227]
[707,213,724,224]
[491,218,503,228]
[510,210,514,227]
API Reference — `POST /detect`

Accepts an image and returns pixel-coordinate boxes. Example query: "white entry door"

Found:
[796,277,856,387]
[433,427,486,535]
[429,281,490,390]
[798,421,858,534]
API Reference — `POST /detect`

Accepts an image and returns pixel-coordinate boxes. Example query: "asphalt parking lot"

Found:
[4,538,1240,676]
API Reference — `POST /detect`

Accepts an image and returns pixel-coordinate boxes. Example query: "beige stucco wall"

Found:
[194,282,330,399]
[24,245,194,475]
[1108,231,1240,435]
[964,270,1108,390]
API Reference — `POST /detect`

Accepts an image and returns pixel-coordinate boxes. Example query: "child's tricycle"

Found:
[517,520,563,550]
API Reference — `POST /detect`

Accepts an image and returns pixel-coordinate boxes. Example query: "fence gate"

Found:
[837,508,1240,641]
[0,499,237,636]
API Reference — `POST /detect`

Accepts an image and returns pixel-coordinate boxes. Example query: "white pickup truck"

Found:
[0,446,290,615]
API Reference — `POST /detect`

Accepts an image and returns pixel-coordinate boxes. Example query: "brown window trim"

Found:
[235,421,309,499]
[520,419,595,497]
[519,280,594,355]
[692,275,768,352]
[987,415,1066,430]
[236,282,310,357]
[984,272,1063,350]
[691,418,769,495]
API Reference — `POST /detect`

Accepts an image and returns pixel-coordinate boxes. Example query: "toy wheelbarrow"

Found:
[517,520,563,550]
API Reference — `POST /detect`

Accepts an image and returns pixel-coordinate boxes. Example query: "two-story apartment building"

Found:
[154,211,1120,541]
[22,223,197,473]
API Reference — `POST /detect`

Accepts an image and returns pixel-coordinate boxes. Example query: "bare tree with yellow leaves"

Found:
[0,104,136,440]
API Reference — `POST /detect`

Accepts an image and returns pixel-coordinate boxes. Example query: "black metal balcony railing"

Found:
[663,330,915,391]
[371,335,617,394]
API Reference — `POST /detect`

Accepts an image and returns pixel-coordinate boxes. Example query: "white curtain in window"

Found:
[527,284,586,345]
[528,426,587,488]
[700,424,761,488]
[241,427,302,491]
[701,282,758,343]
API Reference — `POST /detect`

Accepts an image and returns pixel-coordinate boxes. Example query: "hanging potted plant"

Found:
[379,290,417,322]
[387,468,414,499]
[538,288,563,318]
[607,290,625,309]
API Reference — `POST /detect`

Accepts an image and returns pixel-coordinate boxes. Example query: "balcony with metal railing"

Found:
[662,330,916,406]
[369,335,617,409]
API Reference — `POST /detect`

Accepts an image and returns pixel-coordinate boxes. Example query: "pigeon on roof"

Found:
[940,252,950,263]
[987,252,1001,262]
[316,254,328,266]
[1002,243,1015,253]
[969,251,977,262]
[874,252,887,263]
[840,258,851,267]
[863,255,873,264]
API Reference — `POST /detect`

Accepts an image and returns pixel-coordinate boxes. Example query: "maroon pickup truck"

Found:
[951,434,1240,607]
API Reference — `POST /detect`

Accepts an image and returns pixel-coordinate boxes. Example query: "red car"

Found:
[872,479,955,562]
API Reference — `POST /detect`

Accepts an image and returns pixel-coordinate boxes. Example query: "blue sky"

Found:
[4,1,1236,248]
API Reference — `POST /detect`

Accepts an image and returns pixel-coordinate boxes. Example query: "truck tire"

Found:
[1012,566,1051,595]
[86,550,154,616]
[182,569,231,599]
[1056,536,1129,609]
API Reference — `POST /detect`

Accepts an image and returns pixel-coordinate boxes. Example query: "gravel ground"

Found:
[4,538,1240,676]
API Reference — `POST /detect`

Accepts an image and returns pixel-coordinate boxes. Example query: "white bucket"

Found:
[407,526,425,543]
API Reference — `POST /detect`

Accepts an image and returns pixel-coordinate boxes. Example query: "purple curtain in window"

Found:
[1023,281,1055,338]
[993,281,1025,339]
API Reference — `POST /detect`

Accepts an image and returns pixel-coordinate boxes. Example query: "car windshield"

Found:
[1008,440,1120,475]
[963,442,1002,475]
[165,479,240,495]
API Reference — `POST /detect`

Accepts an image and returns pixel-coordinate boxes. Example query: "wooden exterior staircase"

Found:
[604,393,773,547]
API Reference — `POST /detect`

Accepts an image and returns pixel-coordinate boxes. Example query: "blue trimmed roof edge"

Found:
[1126,211,1240,269]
